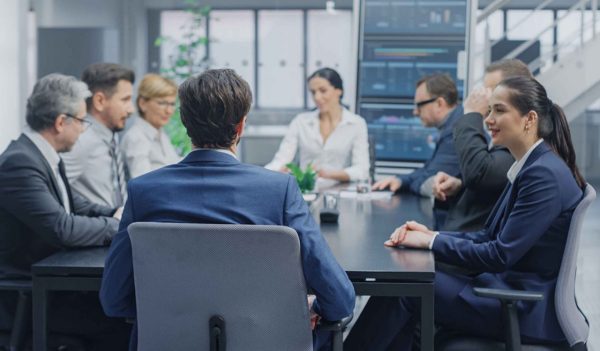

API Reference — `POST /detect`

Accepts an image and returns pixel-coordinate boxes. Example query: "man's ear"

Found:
[54,114,67,133]
[92,91,106,112]
[237,116,247,139]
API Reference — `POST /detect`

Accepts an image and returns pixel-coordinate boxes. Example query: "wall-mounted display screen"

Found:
[359,40,464,98]
[364,0,467,35]
[360,103,438,161]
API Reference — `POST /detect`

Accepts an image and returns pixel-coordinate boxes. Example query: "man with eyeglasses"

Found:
[372,74,462,229]
[0,74,130,348]
[62,62,135,209]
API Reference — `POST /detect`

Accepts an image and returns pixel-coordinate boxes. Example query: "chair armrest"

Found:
[473,287,544,302]
[316,313,353,332]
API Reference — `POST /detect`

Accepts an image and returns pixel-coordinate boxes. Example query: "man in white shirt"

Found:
[62,63,135,208]
[0,73,129,349]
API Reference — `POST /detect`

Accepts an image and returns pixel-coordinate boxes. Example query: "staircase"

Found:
[472,0,600,121]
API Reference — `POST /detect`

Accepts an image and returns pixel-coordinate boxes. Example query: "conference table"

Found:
[31,190,436,351]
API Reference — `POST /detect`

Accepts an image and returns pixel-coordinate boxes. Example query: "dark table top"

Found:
[32,192,435,282]
[314,192,435,282]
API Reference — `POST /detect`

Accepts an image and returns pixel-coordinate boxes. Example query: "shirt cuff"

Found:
[428,232,439,250]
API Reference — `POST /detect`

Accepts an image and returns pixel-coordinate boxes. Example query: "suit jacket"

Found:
[432,142,583,341]
[99,150,355,332]
[0,134,118,279]
[400,105,463,195]
[443,112,515,231]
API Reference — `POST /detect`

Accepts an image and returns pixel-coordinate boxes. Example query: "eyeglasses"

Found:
[64,114,92,130]
[155,100,177,108]
[414,97,439,110]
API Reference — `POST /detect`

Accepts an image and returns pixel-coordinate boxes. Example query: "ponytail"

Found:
[499,76,586,189]
[547,103,586,189]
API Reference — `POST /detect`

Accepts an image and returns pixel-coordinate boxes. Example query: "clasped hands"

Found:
[384,220,436,249]
[432,171,462,201]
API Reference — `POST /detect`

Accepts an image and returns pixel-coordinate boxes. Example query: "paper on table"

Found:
[339,190,393,200]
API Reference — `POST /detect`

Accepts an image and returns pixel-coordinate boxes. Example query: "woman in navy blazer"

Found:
[345,76,586,350]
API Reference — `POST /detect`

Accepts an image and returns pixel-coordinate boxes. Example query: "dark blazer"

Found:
[0,134,118,278]
[399,105,463,195]
[100,150,355,344]
[432,142,583,341]
[443,112,514,231]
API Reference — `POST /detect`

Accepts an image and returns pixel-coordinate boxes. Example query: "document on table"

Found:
[339,190,393,200]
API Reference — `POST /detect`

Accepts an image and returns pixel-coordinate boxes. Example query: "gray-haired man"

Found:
[0,73,129,348]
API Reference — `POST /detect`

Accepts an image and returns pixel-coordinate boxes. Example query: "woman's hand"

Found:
[384,221,435,249]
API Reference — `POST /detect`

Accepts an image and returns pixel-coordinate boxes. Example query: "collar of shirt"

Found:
[88,115,115,144]
[23,128,61,170]
[436,106,456,130]
[134,116,162,142]
[194,148,238,160]
[506,138,544,183]
[309,107,356,126]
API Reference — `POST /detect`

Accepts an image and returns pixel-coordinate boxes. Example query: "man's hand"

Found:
[464,86,492,116]
[307,295,320,330]
[113,206,124,221]
[432,172,463,201]
[384,221,434,248]
[372,177,401,192]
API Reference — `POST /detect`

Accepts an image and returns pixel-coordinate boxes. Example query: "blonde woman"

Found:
[121,74,181,178]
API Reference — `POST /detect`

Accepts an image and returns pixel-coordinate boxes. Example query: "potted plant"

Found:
[286,163,317,194]
[154,0,211,156]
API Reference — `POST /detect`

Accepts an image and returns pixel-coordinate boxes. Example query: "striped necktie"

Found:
[109,134,127,207]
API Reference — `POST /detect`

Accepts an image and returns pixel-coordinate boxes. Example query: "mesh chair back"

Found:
[555,184,596,347]
[129,223,313,351]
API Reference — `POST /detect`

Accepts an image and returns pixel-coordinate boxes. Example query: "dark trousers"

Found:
[344,270,505,351]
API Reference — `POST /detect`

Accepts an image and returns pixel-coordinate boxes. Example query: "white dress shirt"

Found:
[121,116,181,179]
[23,129,71,213]
[62,116,121,208]
[265,108,370,181]
[506,139,544,184]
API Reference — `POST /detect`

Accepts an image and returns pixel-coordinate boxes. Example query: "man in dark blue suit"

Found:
[373,74,463,229]
[99,69,355,350]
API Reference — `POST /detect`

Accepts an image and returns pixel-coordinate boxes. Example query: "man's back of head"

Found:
[179,69,253,150]
[484,58,533,89]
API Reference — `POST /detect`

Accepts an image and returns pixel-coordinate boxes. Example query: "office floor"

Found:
[576,181,600,351]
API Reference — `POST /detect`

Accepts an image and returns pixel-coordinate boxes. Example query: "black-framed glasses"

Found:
[414,97,439,110]
[64,114,92,130]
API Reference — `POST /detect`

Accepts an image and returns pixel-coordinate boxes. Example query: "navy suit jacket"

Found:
[432,142,582,341]
[399,105,463,195]
[100,150,355,343]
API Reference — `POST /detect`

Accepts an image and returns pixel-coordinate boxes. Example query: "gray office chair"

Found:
[437,184,596,351]
[128,222,349,351]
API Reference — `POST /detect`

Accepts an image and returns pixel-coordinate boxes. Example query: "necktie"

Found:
[109,134,127,207]
[58,158,74,213]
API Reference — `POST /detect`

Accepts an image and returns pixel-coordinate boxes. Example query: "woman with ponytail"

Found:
[345,76,585,350]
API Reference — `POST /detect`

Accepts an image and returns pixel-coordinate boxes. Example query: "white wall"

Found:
[0,0,28,151]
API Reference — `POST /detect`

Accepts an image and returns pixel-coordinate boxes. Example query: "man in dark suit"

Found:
[100,69,355,350]
[432,59,533,231]
[373,74,463,197]
[0,73,129,349]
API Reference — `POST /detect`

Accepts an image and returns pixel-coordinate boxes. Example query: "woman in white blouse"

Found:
[121,74,181,178]
[265,68,370,182]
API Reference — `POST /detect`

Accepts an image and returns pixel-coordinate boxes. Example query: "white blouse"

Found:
[121,116,182,178]
[265,108,370,181]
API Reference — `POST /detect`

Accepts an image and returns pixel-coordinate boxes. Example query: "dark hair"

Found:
[416,74,458,106]
[81,63,135,109]
[26,74,91,131]
[499,76,585,188]
[486,59,533,79]
[178,69,252,149]
[308,67,344,100]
